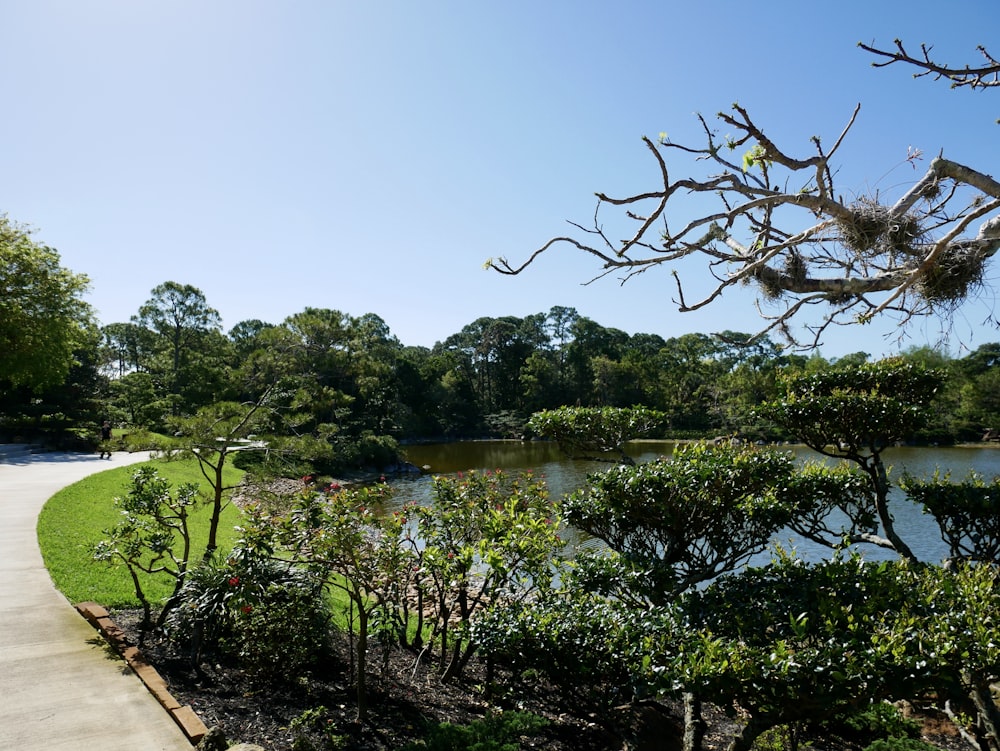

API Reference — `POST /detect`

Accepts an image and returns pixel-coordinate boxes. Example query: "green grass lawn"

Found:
[38,457,244,608]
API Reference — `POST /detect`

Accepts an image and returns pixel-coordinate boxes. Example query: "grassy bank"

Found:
[38,457,244,608]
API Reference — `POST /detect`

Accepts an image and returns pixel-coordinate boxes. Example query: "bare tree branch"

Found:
[859,39,1000,90]
[859,39,1000,124]
[491,103,1000,350]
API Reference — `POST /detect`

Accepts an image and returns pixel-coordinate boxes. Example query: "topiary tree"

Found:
[757,357,946,562]
[528,405,667,465]
[563,441,804,604]
[480,441,816,751]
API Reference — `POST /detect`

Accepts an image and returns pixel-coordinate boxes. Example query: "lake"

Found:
[391,440,1000,566]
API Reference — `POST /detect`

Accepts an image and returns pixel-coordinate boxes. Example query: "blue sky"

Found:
[2,1,997,358]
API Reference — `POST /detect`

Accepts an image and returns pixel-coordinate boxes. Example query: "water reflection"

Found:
[392,441,1000,566]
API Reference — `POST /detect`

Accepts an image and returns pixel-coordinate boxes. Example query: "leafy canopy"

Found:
[0,215,93,389]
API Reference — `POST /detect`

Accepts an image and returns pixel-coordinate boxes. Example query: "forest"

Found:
[2,279,1000,472]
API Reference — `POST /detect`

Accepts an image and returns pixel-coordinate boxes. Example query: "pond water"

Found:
[390,440,1000,566]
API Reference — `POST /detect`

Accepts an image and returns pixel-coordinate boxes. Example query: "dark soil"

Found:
[111,609,972,751]
[113,608,624,750]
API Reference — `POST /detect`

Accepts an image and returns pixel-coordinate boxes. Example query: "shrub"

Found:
[166,550,331,681]
[230,578,333,684]
[828,702,921,743]
[863,739,940,751]
[398,711,549,751]
[289,706,348,751]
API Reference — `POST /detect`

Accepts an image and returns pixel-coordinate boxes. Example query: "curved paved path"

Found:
[0,449,192,751]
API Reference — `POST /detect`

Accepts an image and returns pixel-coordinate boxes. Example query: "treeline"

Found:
[3,280,999,465]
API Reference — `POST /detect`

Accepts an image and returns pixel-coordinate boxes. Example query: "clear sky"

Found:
[2,1,997,358]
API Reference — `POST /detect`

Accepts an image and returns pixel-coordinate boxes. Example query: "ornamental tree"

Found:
[563,441,803,604]
[901,469,1000,565]
[411,469,564,682]
[264,482,411,720]
[528,405,667,465]
[757,358,945,561]
[672,556,1000,751]
[93,467,198,629]
[483,441,812,750]
[161,393,276,561]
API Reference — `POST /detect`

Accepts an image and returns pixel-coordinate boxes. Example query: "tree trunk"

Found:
[355,604,369,721]
[203,451,227,561]
[969,680,1000,751]
[683,692,705,751]
[869,455,918,562]
[725,715,770,751]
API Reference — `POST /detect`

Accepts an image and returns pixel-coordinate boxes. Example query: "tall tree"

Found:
[99,322,156,378]
[0,215,93,390]
[134,282,224,414]
[442,315,548,417]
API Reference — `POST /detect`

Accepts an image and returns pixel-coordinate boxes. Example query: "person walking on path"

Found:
[98,420,113,459]
[0,448,191,751]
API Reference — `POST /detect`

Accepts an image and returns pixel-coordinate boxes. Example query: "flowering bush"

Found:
[165,547,329,677]
[411,469,565,681]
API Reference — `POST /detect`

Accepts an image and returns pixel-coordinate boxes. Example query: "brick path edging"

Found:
[76,601,209,745]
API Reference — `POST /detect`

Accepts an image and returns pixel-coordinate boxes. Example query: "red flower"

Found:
[228,576,240,587]
[241,605,253,614]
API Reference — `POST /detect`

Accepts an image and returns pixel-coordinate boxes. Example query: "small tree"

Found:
[667,556,937,751]
[267,483,412,720]
[757,358,945,561]
[411,469,564,682]
[94,466,197,630]
[563,441,803,603]
[528,405,667,465]
[165,394,274,561]
[481,441,808,751]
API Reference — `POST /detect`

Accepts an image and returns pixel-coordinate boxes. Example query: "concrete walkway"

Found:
[0,447,193,751]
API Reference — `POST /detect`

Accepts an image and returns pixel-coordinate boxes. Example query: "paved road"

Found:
[0,448,192,751]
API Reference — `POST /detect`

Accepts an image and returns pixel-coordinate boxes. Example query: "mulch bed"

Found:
[110,609,972,751]
[112,608,622,750]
